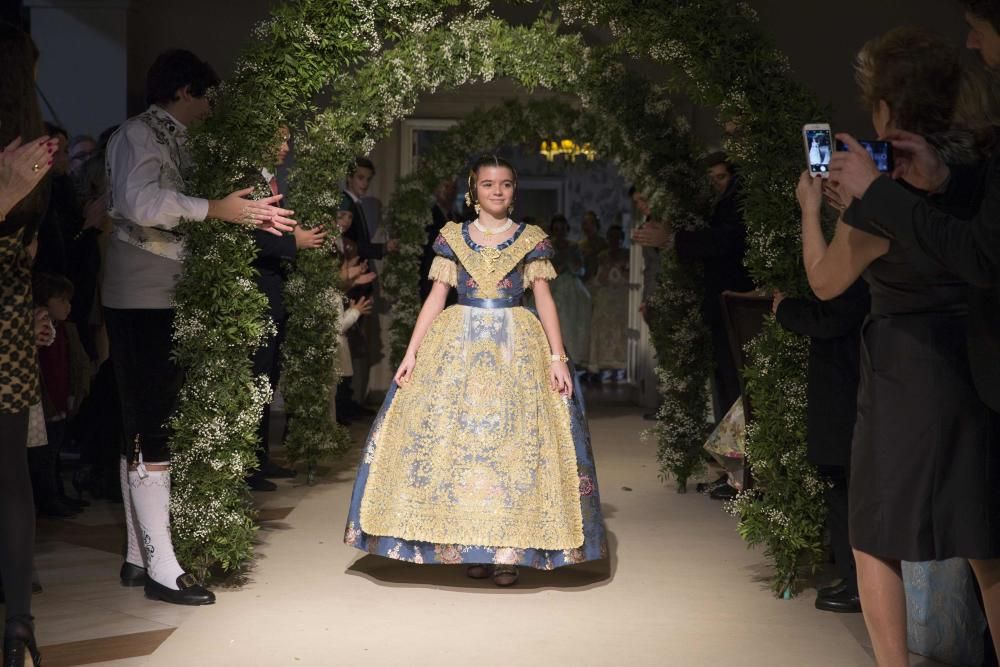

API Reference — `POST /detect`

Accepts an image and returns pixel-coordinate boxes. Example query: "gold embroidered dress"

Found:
[344,221,607,569]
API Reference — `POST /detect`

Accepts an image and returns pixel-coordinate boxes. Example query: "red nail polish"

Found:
[47,159,53,165]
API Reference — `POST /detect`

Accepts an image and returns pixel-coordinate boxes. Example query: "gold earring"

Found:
[474,203,481,215]
[464,192,472,208]
[508,204,514,215]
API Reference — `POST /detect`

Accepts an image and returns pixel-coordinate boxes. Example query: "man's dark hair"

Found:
[145,49,219,107]
[348,156,376,177]
[703,151,733,173]
[32,272,74,305]
[961,0,1000,32]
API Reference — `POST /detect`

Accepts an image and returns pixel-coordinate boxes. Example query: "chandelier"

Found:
[539,139,597,162]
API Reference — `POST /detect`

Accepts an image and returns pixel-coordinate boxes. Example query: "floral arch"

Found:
[170,0,828,598]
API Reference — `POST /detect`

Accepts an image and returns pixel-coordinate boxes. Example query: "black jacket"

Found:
[251,229,296,321]
[775,280,870,469]
[419,203,450,302]
[342,190,384,262]
[848,153,1000,412]
[674,175,755,327]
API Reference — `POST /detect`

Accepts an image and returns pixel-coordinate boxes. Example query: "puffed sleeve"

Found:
[523,237,557,286]
[428,233,458,287]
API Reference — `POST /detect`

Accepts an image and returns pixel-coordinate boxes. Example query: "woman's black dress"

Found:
[846,185,1000,562]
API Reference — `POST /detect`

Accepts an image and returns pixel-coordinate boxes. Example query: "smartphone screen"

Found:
[805,128,833,176]
[836,139,894,174]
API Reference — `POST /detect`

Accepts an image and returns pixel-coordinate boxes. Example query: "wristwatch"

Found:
[550,354,570,363]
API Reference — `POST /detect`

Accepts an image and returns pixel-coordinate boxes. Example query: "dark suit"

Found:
[775,280,869,469]
[342,190,384,265]
[775,278,870,595]
[674,175,755,420]
[341,190,380,404]
[420,203,458,303]
[848,155,1000,412]
[251,195,297,466]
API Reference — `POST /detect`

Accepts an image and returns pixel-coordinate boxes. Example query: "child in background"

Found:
[32,272,90,517]
[332,204,375,425]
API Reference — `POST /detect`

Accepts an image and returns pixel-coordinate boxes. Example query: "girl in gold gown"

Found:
[344,156,607,586]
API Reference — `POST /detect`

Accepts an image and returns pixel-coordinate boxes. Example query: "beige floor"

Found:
[15,394,950,666]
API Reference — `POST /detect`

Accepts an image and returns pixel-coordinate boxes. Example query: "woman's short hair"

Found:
[145,49,219,107]
[855,27,962,136]
[961,0,1000,32]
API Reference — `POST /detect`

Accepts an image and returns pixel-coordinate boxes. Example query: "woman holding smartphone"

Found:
[797,27,1000,666]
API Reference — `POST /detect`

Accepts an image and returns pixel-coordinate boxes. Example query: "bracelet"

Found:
[550,354,569,363]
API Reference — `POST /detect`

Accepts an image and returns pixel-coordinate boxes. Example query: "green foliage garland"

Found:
[561,0,829,594]
[172,0,469,577]
[171,0,827,593]
[358,37,714,490]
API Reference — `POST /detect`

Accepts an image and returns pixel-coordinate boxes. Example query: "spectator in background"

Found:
[341,157,398,413]
[247,125,323,491]
[632,153,755,422]
[546,214,591,366]
[0,19,56,667]
[774,280,870,614]
[421,176,458,302]
[30,272,90,518]
[103,48,294,607]
[68,135,97,176]
[587,224,630,382]
[579,210,607,285]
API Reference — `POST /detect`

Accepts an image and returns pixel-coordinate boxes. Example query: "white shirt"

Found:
[103,105,208,308]
[107,105,209,230]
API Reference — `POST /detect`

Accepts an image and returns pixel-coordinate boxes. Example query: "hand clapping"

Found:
[0,136,55,218]
[631,220,672,248]
[209,187,298,236]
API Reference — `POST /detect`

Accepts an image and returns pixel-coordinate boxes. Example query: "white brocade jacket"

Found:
[106,105,209,261]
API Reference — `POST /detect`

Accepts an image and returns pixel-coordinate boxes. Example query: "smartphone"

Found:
[835,138,895,174]
[803,123,833,178]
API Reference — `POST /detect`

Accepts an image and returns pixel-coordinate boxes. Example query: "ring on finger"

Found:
[31,163,41,172]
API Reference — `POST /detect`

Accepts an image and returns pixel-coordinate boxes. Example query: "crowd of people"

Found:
[2,1,1000,665]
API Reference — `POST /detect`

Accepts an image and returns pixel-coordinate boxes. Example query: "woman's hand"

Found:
[34,308,55,347]
[394,352,417,387]
[822,181,850,212]
[345,257,368,281]
[631,220,672,248]
[353,270,377,287]
[884,129,950,192]
[829,133,882,200]
[0,136,55,218]
[796,170,824,215]
[294,224,327,249]
[207,188,297,235]
[550,360,573,399]
[349,295,374,317]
